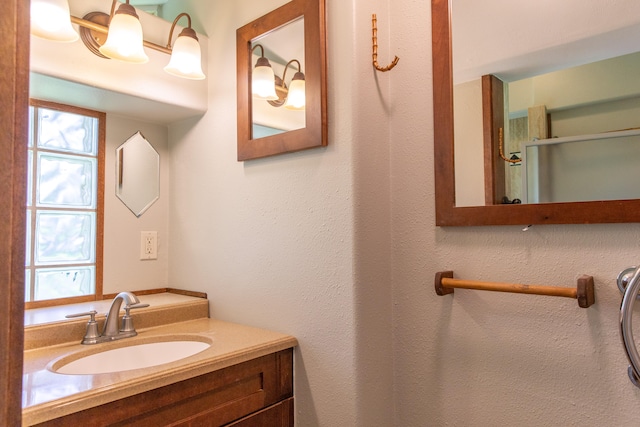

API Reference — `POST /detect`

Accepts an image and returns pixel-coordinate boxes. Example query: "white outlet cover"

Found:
[140,231,158,260]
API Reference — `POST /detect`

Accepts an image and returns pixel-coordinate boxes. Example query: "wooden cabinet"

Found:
[35,348,294,427]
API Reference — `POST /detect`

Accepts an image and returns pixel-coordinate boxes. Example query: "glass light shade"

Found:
[284,73,306,110]
[164,30,205,80]
[30,0,79,42]
[252,58,278,100]
[99,6,148,63]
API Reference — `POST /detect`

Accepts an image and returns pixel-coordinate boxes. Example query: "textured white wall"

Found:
[103,115,170,294]
[166,1,395,425]
[391,1,640,426]
[163,0,640,426]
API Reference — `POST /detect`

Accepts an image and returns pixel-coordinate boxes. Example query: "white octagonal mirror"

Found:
[116,131,160,217]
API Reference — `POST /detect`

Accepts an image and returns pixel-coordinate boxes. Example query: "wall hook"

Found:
[372,14,399,72]
[499,128,522,164]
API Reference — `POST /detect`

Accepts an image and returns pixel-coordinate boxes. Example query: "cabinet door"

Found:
[226,398,294,427]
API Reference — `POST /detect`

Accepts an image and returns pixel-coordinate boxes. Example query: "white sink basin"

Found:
[50,337,211,375]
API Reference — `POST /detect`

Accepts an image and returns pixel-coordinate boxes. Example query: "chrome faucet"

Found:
[103,291,141,338]
[66,291,149,345]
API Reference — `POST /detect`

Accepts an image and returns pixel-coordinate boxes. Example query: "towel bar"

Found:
[435,271,595,308]
[619,265,640,388]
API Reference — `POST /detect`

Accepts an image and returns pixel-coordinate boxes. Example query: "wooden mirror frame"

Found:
[236,0,327,161]
[431,0,640,226]
[2,0,28,423]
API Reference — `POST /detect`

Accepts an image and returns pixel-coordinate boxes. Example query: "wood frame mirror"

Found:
[236,0,327,161]
[431,0,640,226]
[2,0,28,423]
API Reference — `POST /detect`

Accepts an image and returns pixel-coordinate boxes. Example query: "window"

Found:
[25,100,105,308]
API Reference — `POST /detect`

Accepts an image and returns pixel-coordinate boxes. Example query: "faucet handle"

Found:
[65,310,98,321]
[65,310,100,344]
[126,303,150,311]
[121,303,150,333]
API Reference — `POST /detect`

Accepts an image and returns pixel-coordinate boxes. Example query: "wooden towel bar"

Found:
[435,271,595,308]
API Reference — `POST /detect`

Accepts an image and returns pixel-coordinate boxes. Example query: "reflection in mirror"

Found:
[431,0,640,225]
[500,52,640,205]
[251,18,306,138]
[115,132,160,217]
[453,29,640,207]
[522,129,640,203]
[452,0,640,206]
[236,0,327,161]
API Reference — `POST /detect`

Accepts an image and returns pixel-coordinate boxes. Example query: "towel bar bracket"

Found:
[435,271,455,296]
[577,275,596,308]
[617,266,640,300]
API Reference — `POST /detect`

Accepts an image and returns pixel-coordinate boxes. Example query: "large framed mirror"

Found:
[432,0,640,226]
[236,0,327,161]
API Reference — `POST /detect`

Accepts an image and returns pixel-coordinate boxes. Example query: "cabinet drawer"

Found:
[36,348,294,427]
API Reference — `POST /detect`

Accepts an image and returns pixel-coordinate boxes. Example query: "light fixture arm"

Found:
[281,59,301,87]
[251,44,273,72]
[166,12,195,49]
[251,44,265,58]
[107,0,139,24]
[107,0,121,22]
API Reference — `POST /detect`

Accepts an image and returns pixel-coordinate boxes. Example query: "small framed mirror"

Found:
[236,0,327,161]
[115,131,160,217]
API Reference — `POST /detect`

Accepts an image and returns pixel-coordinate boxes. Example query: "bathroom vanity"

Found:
[32,348,293,426]
[22,293,297,426]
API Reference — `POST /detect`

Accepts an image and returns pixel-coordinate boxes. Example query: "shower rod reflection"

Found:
[435,271,595,308]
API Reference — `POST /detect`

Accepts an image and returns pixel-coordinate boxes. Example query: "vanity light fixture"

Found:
[99,0,148,63]
[29,0,206,80]
[251,44,279,100]
[251,44,306,109]
[163,13,206,80]
[282,59,305,110]
[30,0,79,42]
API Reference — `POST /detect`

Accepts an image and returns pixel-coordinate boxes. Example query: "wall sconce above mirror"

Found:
[237,0,327,161]
[30,0,205,80]
[431,0,640,226]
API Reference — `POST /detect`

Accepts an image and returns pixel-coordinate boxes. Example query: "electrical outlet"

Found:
[140,231,158,260]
